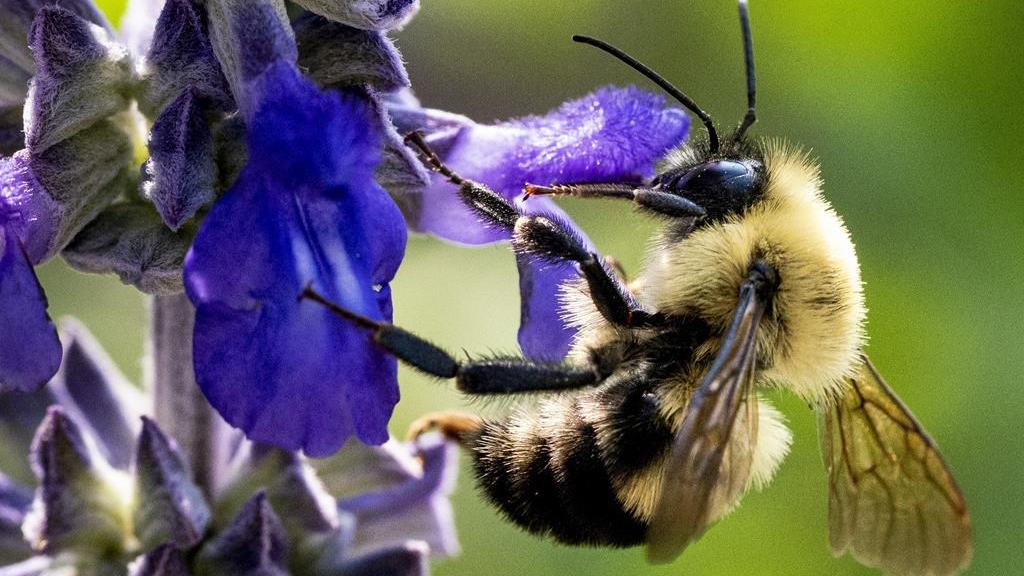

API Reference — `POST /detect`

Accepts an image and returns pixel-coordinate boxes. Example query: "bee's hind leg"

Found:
[408,411,483,447]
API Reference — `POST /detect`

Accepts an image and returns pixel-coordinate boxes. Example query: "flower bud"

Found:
[195,491,288,576]
[128,542,190,576]
[139,0,232,117]
[62,201,192,295]
[22,407,133,555]
[294,13,409,92]
[143,89,217,230]
[292,0,419,32]
[133,418,210,551]
[24,7,132,155]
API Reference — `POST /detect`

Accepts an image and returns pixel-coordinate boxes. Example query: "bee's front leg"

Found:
[405,132,663,329]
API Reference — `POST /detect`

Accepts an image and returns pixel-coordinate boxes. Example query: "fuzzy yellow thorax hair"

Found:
[642,141,866,403]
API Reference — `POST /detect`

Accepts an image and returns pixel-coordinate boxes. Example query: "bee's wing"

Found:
[819,354,973,576]
[645,280,766,564]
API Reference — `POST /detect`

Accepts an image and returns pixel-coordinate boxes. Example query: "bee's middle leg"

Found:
[302,287,605,393]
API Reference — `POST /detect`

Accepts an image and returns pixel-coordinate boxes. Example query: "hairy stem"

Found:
[148,292,227,494]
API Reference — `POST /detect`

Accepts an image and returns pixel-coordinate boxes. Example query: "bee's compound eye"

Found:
[661,159,763,216]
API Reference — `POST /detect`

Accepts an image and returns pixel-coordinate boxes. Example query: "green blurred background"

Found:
[51,1,1023,574]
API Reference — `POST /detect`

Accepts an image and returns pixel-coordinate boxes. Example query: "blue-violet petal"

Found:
[339,435,459,557]
[0,225,60,393]
[415,86,689,244]
[184,63,406,456]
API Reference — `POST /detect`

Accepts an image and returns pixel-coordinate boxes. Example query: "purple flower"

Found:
[1,0,424,453]
[0,322,457,573]
[184,60,407,457]
[0,3,135,392]
[2,0,460,571]
[329,434,459,559]
[0,0,711,571]
[0,159,60,393]
[396,87,690,359]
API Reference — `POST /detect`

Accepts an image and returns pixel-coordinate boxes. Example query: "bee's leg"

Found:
[511,211,666,327]
[302,287,605,392]
[407,411,483,446]
[524,183,705,220]
[604,255,629,283]
[405,132,661,329]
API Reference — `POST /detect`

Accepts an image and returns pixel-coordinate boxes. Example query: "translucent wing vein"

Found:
[819,354,972,576]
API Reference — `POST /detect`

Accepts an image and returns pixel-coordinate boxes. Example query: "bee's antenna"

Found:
[734,0,757,142]
[572,34,720,154]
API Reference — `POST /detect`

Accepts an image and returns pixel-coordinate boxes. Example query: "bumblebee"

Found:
[305,1,972,574]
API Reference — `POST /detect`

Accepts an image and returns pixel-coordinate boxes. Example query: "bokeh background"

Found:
[50,1,1023,574]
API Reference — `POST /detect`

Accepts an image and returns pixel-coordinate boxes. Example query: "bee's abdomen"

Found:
[468,385,671,547]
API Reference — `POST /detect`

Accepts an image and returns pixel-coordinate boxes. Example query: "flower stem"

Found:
[149,292,227,495]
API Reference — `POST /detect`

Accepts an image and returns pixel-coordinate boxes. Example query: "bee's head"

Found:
[652,138,766,223]
[575,0,761,223]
